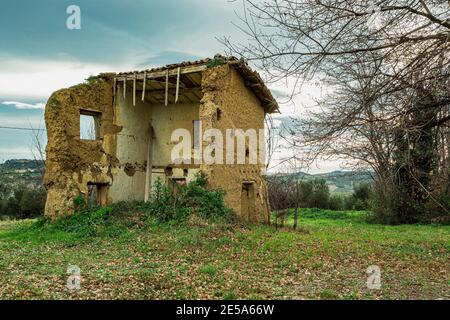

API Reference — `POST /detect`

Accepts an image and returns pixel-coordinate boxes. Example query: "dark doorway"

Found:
[241,182,255,220]
[87,183,108,207]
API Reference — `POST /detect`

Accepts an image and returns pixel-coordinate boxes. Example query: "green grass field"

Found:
[0,209,448,300]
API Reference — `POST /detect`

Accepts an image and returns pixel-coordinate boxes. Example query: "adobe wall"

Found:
[200,65,270,223]
[44,65,270,223]
[44,77,201,218]
[44,79,118,219]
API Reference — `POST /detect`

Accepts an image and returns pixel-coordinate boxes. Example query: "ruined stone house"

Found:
[44,56,279,222]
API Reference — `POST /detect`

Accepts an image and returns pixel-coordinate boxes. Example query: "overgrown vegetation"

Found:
[143,174,231,223]
[207,54,229,68]
[84,75,100,85]
[2,174,232,243]
[0,174,447,300]
[0,209,448,299]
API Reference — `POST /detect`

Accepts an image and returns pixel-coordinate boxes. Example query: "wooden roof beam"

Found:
[115,64,206,82]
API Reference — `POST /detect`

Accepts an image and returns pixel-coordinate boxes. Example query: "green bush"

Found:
[329,195,344,211]
[141,173,231,223]
[370,177,449,225]
[343,195,356,210]
[421,190,450,225]
[0,185,46,219]
[370,180,403,224]
[340,183,373,211]
[180,174,230,219]
[310,179,330,209]
[353,182,372,209]
[142,179,184,222]
[73,195,86,212]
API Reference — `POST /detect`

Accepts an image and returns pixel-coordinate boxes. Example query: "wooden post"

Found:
[165,69,169,106]
[133,73,136,106]
[144,125,154,202]
[175,67,180,103]
[113,78,117,106]
[142,71,147,102]
[123,77,126,99]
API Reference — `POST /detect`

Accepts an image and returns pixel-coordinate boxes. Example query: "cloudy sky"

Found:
[0,0,342,173]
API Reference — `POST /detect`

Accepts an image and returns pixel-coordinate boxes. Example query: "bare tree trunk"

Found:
[29,125,46,184]
[293,206,298,230]
[275,209,278,229]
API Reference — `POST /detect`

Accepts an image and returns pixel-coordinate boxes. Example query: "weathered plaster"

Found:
[200,65,269,223]
[44,63,270,223]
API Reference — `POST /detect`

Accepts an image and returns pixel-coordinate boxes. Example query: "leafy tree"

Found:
[329,195,344,211]
[353,183,372,209]
[0,185,46,219]
[310,179,330,209]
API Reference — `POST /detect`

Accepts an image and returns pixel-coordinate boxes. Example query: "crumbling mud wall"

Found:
[44,78,118,219]
[44,62,271,223]
[200,65,270,223]
[44,76,202,219]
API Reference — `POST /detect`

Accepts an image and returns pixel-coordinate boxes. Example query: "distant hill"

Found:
[317,171,373,194]
[269,170,374,195]
[0,159,44,172]
[0,159,44,191]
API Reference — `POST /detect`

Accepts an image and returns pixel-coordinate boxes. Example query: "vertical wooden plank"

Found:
[144,125,154,202]
[175,67,180,103]
[142,71,147,102]
[113,77,117,106]
[133,73,136,106]
[165,69,169,106]
[123,76,126,99]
